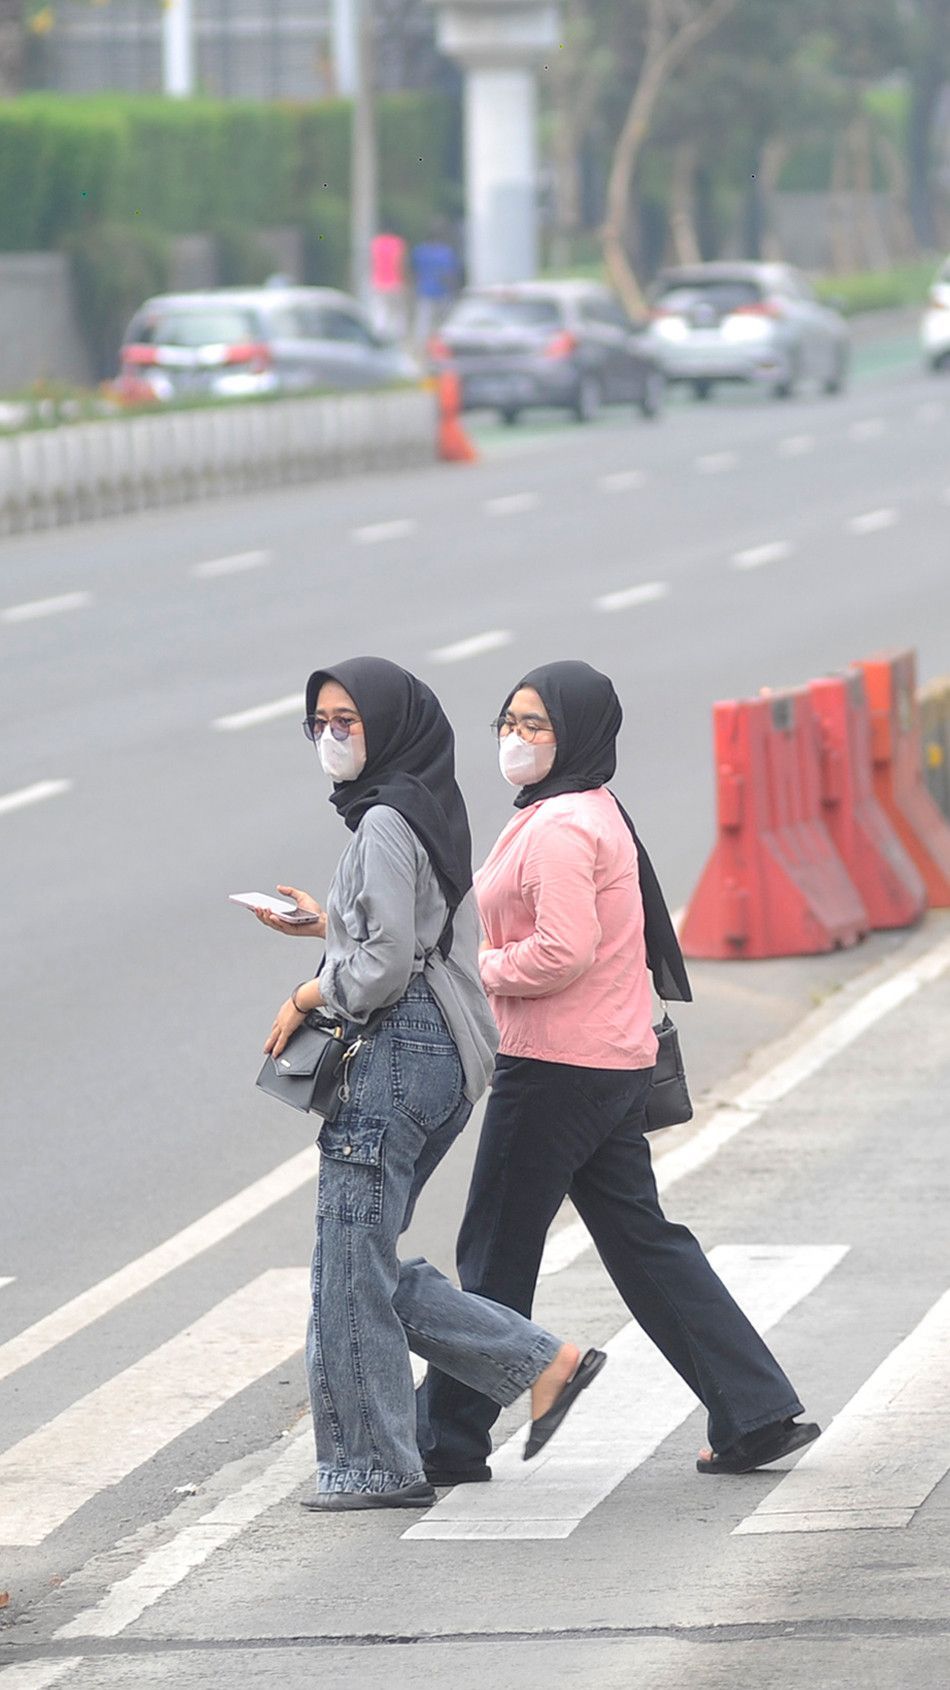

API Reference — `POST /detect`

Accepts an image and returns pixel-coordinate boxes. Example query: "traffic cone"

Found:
[437,370,478,463]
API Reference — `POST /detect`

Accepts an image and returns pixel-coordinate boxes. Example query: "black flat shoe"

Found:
[696,1418,820,1475]
[424,1465,492,1486]
[524,1348,607,1461]
[301,1480,436,1512]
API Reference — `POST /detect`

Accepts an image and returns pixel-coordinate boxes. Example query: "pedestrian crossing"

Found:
[403,1245,849,1542]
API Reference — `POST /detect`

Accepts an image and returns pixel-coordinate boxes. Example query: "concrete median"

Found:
[0,386,437,535]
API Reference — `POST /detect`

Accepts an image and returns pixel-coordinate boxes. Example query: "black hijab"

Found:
[306,657,473,936]
[501,661,692,1003]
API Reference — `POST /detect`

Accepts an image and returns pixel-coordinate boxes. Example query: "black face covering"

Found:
[306,657,473,926]
[500,660,692,1004]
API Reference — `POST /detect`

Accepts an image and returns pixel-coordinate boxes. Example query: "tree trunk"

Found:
[851,107,890,269]
[601,0,738,317]
[757,135,789,262]
[907,3,949,251]
[669,140,701,262]
[0,0,25,97]
[829,125,856,274]
[875,131,918,261]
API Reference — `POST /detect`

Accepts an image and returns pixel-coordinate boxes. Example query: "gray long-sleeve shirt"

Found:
[319,805,497,1103]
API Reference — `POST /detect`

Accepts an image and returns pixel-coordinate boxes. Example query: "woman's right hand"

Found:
[253,885,327,939]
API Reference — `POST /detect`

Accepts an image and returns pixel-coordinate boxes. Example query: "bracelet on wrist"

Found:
[291,984,309,1014]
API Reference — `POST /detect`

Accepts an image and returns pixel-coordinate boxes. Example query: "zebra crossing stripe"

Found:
[403,1244,848,1542]
[0,1662,85,1689]
[734,1283,950,1535]
[0,1269,309,1549]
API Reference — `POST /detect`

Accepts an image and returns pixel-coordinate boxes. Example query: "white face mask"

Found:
[499,732,557,788]
[318,730,367,783]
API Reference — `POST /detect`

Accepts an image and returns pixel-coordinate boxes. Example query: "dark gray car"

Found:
[119,286,419,402]
[428,281,664,425]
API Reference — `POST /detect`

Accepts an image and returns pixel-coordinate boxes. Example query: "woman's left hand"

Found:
[264,996,306,1059]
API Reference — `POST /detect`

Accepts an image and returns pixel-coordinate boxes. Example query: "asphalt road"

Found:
[2,325,949,1687]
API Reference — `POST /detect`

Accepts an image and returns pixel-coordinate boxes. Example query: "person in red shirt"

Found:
[370,231,407,341]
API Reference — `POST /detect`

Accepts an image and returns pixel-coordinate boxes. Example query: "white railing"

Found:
[0,387,436,535]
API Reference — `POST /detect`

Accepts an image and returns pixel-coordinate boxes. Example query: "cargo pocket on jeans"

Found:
[390,1036,463,1132]
[317,1116,387,1226]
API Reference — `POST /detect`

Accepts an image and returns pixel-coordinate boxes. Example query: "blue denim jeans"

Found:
[306,978,561,1496]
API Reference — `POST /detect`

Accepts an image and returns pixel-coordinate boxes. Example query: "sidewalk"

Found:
[6,915,950,1690]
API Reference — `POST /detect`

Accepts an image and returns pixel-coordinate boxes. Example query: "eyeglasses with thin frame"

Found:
[491,714,554,742]
[302,714,362,744]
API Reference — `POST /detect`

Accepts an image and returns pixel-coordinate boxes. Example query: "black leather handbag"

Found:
[256,1014,371,1122]
[645,1012,693,1132]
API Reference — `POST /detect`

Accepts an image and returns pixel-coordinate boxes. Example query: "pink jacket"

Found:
[476,788,658,1070]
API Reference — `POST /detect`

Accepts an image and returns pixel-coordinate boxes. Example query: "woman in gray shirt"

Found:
[256,656,605,1510]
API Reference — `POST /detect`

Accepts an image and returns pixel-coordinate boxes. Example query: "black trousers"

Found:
[419,1055,803,1471]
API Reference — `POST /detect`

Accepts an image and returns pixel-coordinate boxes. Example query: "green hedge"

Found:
[63,220,170,380]
[0,92,459,252]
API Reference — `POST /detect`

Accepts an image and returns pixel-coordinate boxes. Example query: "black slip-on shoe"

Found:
[523,1347,607,1461]
[696,1418,821,1475]
[424,1464,492,1486]
[301,1480,436,1512]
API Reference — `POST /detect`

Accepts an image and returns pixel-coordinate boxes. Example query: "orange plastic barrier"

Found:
[436,371,478,463]
[859,649,950,906]
[681,688,868,959]
[809,672,926,930]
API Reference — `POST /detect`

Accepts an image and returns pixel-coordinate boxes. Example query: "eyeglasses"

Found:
[491,715,554,742]
[302,715,361,743]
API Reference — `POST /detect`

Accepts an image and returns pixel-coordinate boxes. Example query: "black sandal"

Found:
[524,1348,607,1461]
[696,1417,820,1475]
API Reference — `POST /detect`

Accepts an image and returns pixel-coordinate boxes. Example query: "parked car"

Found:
[643,262,850,400]
[427,281,665,425]
[118,287,419,402]
[921,256,950,370]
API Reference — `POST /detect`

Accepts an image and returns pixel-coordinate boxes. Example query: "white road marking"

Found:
[848,417,885,441]
[0,1269,309,1548]
[735,1283,950,1536]
[351,519,416,543]
[428,629,514,664]
[777,434,814,458]
[594,582,669,613]
[597,470,645,492]
[916,400,944,423]
[0,779,72,819]
[732,541,793,571]
[212,694,301,732]
[847,508,899,536]
[1,591,92,624]
[695,451,738,474]
[484,493,539,516]
[191,550,271,579]
[0,1149,316,1388]
[405,1245,847,1541]
[0,1662,85,1689]
[0,1277,14,1292]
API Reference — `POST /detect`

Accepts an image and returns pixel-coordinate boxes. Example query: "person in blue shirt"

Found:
[411,227,459,344]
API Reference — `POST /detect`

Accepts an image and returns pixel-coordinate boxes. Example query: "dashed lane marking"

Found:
[778,434,814,457]
[848,418,885,441]
[695,451,738,474]
[734,1282,950,1535]
[597,470,645,492]
[0,779,72,819]
[732,541,794,571]
[484,493,539,516]
[0,1277,14,1292]
[351,519,417,543]
[429,630,514,664]
[593,582,669,613]
[191,550,271,579]
[847,508,899,536]
[1,591,92,624]
[404,1245,848,1541]
[212,694,301,732]
[0,1269,310,1548]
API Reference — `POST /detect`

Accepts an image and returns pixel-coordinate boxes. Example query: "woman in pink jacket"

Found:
[420,660,819,1484]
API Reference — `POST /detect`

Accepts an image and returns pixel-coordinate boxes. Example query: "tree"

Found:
[0,0,25,95]
[600,0,738,314]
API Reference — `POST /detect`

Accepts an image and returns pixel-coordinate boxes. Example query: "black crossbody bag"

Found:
[645,1011,693,1132]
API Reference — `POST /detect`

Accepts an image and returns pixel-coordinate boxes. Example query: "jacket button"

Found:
[342,1145,353,1156]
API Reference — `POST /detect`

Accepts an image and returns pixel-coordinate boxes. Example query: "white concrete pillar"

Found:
[161,0,195,98]
[464,64,538,284]
[429,1,559,288]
